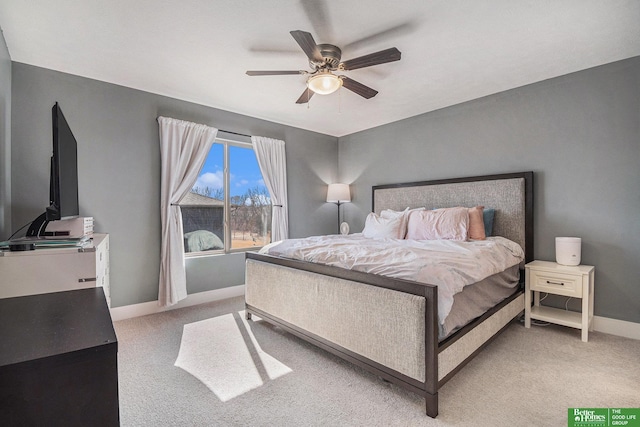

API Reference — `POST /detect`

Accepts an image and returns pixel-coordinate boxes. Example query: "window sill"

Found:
[184,246,265,259]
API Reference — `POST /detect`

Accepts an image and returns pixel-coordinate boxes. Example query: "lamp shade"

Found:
[327,183,351,203]
[307,73,343,95]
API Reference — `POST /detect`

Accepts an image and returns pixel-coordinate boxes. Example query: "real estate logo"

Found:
[571,408,607,426]
[569,408,640,427]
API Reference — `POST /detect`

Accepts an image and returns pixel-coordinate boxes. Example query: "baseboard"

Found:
[109,285,245,322]
[593,315,640,341]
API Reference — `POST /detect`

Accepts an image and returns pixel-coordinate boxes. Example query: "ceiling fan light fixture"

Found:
[307,72,343,95]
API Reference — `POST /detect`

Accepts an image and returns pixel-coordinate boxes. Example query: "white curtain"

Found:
[158,117,218,306]
[251,136,289,242]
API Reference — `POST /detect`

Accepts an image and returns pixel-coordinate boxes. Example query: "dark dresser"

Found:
[0,287,119,426]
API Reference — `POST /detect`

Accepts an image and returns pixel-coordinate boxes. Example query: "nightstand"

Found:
[524,260,595,342]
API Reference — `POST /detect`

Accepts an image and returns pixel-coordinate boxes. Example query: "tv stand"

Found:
[26,212,50,237]
[0,234,111,306]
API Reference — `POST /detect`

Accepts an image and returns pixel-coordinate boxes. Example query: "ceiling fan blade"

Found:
[246,70,306,76]
[340,47,401,71]
[343,22,417,51]
[341,77,378,99]
[290,30,324,63]
[295,88,315,104]
[300,0,333,42]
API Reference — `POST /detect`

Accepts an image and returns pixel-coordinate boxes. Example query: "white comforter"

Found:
[260,234,524,325]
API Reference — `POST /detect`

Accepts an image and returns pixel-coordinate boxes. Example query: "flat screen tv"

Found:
[26,102,79,237]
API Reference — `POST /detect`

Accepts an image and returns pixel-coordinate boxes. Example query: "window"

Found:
[180,138,271,255]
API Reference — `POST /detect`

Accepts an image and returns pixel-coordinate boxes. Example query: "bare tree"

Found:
[230,186,271,242]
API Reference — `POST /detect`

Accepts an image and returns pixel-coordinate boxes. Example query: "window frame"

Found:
[183,136,270,258]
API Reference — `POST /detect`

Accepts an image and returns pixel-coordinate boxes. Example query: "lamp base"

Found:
[340,222,350,235]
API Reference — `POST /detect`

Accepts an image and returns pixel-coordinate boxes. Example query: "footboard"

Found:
[245,252,440,417]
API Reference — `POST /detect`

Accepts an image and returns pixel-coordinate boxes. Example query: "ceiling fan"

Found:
[246,30,401,104]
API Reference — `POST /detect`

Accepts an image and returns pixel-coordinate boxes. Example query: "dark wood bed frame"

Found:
[245,171,533,417]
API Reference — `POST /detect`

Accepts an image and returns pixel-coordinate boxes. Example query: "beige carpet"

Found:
[114,296,640,426]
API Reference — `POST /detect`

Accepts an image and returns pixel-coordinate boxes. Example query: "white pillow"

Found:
[362,212,405,239]
[406,207,469,241]
[380,208,407,219]
[380,207,425,239]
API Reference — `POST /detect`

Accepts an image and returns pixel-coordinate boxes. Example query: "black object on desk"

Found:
[0,287,119,426]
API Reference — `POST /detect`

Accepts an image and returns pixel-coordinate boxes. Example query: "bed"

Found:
[244,171,533,417]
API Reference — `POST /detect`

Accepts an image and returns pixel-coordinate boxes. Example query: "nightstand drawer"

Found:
[529,270,582,297]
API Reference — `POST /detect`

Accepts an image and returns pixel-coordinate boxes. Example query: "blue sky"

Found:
[193,144,265,197]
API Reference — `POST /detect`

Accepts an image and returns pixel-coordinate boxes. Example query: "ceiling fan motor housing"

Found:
[313,44,342,69]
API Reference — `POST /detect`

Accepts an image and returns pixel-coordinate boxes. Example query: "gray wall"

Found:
[339,56,640,324]
[11,63,338,307]
[8,54,639,324]
[0,28,10,238]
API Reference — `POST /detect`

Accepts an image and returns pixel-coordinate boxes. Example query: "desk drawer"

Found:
[529,270,583,297]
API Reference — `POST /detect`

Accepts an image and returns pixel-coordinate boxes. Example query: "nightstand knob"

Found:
[546,280,565,286]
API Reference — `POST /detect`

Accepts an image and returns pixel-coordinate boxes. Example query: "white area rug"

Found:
[174,311,292,402]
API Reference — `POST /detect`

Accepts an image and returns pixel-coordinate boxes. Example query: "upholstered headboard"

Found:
[372,172,533,263]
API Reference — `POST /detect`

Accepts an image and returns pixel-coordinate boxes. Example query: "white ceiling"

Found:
[1,0,639,137]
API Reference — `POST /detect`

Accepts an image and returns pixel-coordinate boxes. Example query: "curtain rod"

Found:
[219,129,252,138]
[156,117,251,138]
